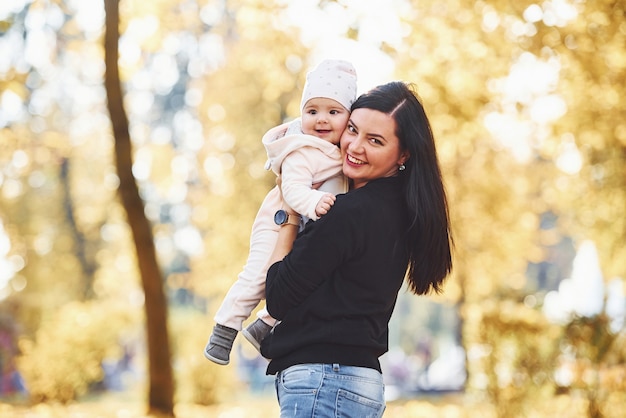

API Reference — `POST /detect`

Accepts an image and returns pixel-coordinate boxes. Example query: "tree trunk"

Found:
[103,0,175,415]
[60,157,97,300]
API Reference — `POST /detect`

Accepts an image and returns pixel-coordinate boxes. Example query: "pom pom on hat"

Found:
[300,59,357,112]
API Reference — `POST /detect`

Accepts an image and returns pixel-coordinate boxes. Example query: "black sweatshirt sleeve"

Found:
[265,193,363,319]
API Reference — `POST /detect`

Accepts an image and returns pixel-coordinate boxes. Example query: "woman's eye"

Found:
[370,138,382,145]
[347,124,356,133]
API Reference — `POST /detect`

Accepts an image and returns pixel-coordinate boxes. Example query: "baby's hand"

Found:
[315,193,336,217]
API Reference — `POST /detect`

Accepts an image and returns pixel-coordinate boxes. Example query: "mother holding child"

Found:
[207,59,453,417]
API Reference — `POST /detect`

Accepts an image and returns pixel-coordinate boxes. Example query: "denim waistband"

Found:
[285,363,382,380]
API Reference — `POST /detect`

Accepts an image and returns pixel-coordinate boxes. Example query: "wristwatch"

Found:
[274,209,301,227]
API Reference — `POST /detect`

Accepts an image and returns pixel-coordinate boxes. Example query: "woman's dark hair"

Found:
[351,81,453,295]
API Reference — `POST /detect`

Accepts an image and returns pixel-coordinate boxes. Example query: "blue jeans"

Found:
[275,363,385,417]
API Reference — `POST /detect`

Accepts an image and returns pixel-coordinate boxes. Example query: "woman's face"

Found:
[340,108,408,189]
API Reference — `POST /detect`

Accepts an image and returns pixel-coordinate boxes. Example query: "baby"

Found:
[204,60,357,365]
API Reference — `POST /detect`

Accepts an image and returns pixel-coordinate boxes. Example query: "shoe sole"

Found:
[204,348,229,365]
[241,329,261,353]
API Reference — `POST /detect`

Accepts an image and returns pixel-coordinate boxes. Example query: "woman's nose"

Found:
[347,135,364,152]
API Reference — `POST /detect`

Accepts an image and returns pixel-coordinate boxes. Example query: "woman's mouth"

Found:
[346,155,365,165]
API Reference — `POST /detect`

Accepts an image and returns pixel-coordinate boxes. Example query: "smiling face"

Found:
[301,97,350,145]
[340,108,409,189]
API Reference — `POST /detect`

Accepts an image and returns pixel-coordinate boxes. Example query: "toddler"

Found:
[204,60,357,365]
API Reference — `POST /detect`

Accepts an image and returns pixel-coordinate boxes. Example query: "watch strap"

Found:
[283,213,301,227]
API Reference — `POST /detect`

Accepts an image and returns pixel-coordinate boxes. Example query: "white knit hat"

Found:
[300,59,357,112]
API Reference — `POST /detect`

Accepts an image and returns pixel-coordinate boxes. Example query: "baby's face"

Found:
[301,98,350,145]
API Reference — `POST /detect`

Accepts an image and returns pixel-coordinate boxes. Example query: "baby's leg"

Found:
[256,307,278,327]
[214,225,278,330]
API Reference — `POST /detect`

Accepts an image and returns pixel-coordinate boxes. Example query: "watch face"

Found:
[274,210,288,225]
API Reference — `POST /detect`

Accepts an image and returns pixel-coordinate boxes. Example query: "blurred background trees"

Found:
[104,0,174,414]
[0,0,624,416]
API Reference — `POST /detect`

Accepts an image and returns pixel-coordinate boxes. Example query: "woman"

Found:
[260,81,453,417]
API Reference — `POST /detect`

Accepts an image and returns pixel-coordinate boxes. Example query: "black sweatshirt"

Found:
[261,176,410,375]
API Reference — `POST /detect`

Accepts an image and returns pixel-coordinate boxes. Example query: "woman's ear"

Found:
[398,150,410,166]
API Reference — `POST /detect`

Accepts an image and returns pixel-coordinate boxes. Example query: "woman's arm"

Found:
[268,175,325,266]
[267,211,300,266]
[266,194,361,320]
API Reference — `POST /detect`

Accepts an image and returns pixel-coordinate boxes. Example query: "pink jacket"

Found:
[262,120,348,220]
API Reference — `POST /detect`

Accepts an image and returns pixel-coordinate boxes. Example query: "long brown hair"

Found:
[351,81,453,294]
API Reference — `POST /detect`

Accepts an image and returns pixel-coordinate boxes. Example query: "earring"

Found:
[398,164,406,171]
